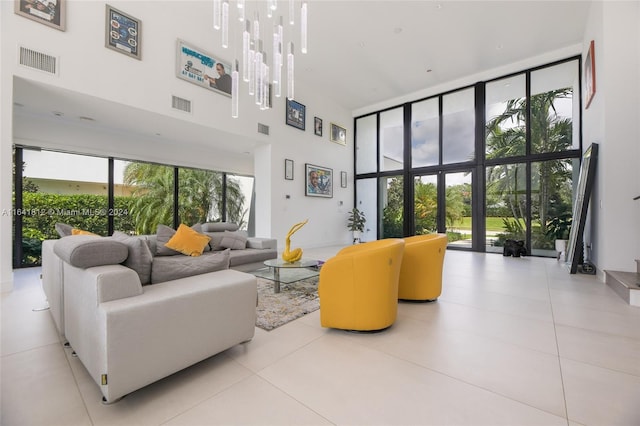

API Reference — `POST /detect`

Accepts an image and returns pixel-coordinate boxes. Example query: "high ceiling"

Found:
[12,1,592,157]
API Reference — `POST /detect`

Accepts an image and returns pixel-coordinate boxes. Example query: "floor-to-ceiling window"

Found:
[13,148,254,267]
[355,57,581,257]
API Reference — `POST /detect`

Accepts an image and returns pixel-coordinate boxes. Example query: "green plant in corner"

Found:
[545,213,572,240]
[347,207,366,243]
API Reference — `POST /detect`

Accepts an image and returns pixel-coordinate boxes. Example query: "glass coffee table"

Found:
[259,259,319,293]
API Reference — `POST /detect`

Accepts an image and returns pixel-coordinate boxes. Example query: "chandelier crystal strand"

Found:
[213,0,221,29]
[289,0,295,25]
[261,64,270,110]
[237,0,244,21]
[248,38,255,95]
[242,19,250,81]
[221,0,229,48]
[301,2,307,54]
[231,60,239,118]
[287,41,294,100]
[273,17,283,97]
[255,41,264,105]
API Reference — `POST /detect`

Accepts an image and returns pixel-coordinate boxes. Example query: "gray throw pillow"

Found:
[151,249,230,284]
[220,230,248,250]
[55,222,73,237]
[111,231,153,285]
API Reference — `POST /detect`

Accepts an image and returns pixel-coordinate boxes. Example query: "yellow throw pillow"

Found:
[71,228,97,236]
[165,224,212,257]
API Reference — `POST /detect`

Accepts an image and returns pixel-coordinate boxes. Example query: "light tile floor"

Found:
[2,248,640,425]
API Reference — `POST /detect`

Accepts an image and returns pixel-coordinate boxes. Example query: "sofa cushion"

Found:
[165,224,211,257]
[55,222,73,237]
[156,223,209,256]
[202,222,239,232]
[71,228,98,236]
[220,230,248,250]
[111,231,153,285]
[53,235,128,269]
[151,249,230,284]
[247,237,277,250]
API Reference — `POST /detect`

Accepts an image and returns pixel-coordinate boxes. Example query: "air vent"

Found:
[258,123,270,135]
[171,95,192,113]
[19,47,57,74]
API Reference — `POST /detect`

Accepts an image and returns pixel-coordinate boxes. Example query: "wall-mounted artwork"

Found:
[286,99,306,130]
[330,123,346,145]
[584,40,596,109]
[285,159,294,180]
[176,39,232,97]
[314,117,323,136]
[305,163,332,198]
[105,5,141,60]
[15,0,65,31]
[340,171,347,188]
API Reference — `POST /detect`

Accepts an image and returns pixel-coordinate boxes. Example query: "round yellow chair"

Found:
[398,234,448,301]
[318,239,405,331]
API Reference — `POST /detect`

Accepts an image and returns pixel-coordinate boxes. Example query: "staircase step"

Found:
[605,270,640,307]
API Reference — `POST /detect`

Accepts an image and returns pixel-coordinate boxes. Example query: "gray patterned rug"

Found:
[255,276,319,331]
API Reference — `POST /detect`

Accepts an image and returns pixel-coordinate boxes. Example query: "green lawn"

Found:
[453,217,525,232]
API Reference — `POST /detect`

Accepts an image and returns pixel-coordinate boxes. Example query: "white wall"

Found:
[0,0,354,291]
[584,0,640,276]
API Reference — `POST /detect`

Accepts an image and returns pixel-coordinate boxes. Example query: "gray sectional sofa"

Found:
[41,222,277,403]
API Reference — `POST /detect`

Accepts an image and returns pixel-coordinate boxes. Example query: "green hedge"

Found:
[19,193,136,265]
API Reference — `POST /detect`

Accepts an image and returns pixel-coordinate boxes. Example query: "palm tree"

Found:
[486,88,573,236]
[124,163,246,234]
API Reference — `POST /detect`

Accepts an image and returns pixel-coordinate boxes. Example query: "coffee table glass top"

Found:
[263,259,319,269]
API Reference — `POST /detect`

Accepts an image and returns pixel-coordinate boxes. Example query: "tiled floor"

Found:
[2,248,640,425]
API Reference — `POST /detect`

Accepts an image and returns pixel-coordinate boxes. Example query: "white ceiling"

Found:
[12,0,592,156]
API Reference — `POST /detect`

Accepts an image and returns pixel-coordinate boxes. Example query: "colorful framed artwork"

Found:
[285,159,294,180]
[314,117,323,136]
[176,39,232,97]
[105,5,141,60]
[305,163,333,198]
[15,0,65,31]
[330,123,347,145]
[584,40,596,109]
[340,171,347,188]
[286,99,306,130]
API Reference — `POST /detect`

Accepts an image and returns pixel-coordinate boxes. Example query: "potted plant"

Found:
[347,207,366,244]
[546,213,572,260]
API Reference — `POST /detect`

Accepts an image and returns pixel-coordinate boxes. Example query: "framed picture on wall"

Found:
[284,159,294,180]
[176,39,232,97]
[15,0,66,31]
[305,164,333,198]
[340,171,347,188]
[105,5,141,60]
[584,40,596,109]
[330,123,347,145]
[314,117,323,136]
[286,99,306,130]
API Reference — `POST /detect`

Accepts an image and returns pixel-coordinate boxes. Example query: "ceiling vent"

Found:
[258,123,270,135]
[19,47,57,75]
[171,95,192,113]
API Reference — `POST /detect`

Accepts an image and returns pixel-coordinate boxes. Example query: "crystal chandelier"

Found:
[213,0,308,118]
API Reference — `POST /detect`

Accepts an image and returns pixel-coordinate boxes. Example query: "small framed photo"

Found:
[305,164,333,198]
[15,0,66,31]
[105,5,141,59]
[584,40,596,109]
[176,39,232,97]
[286,99,306,130]
[314,117,323,136]
[285,159,294,180]
[330,123,347,145]
[340,171,347,188]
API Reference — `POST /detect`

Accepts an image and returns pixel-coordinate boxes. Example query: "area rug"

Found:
[255,276,319,331]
